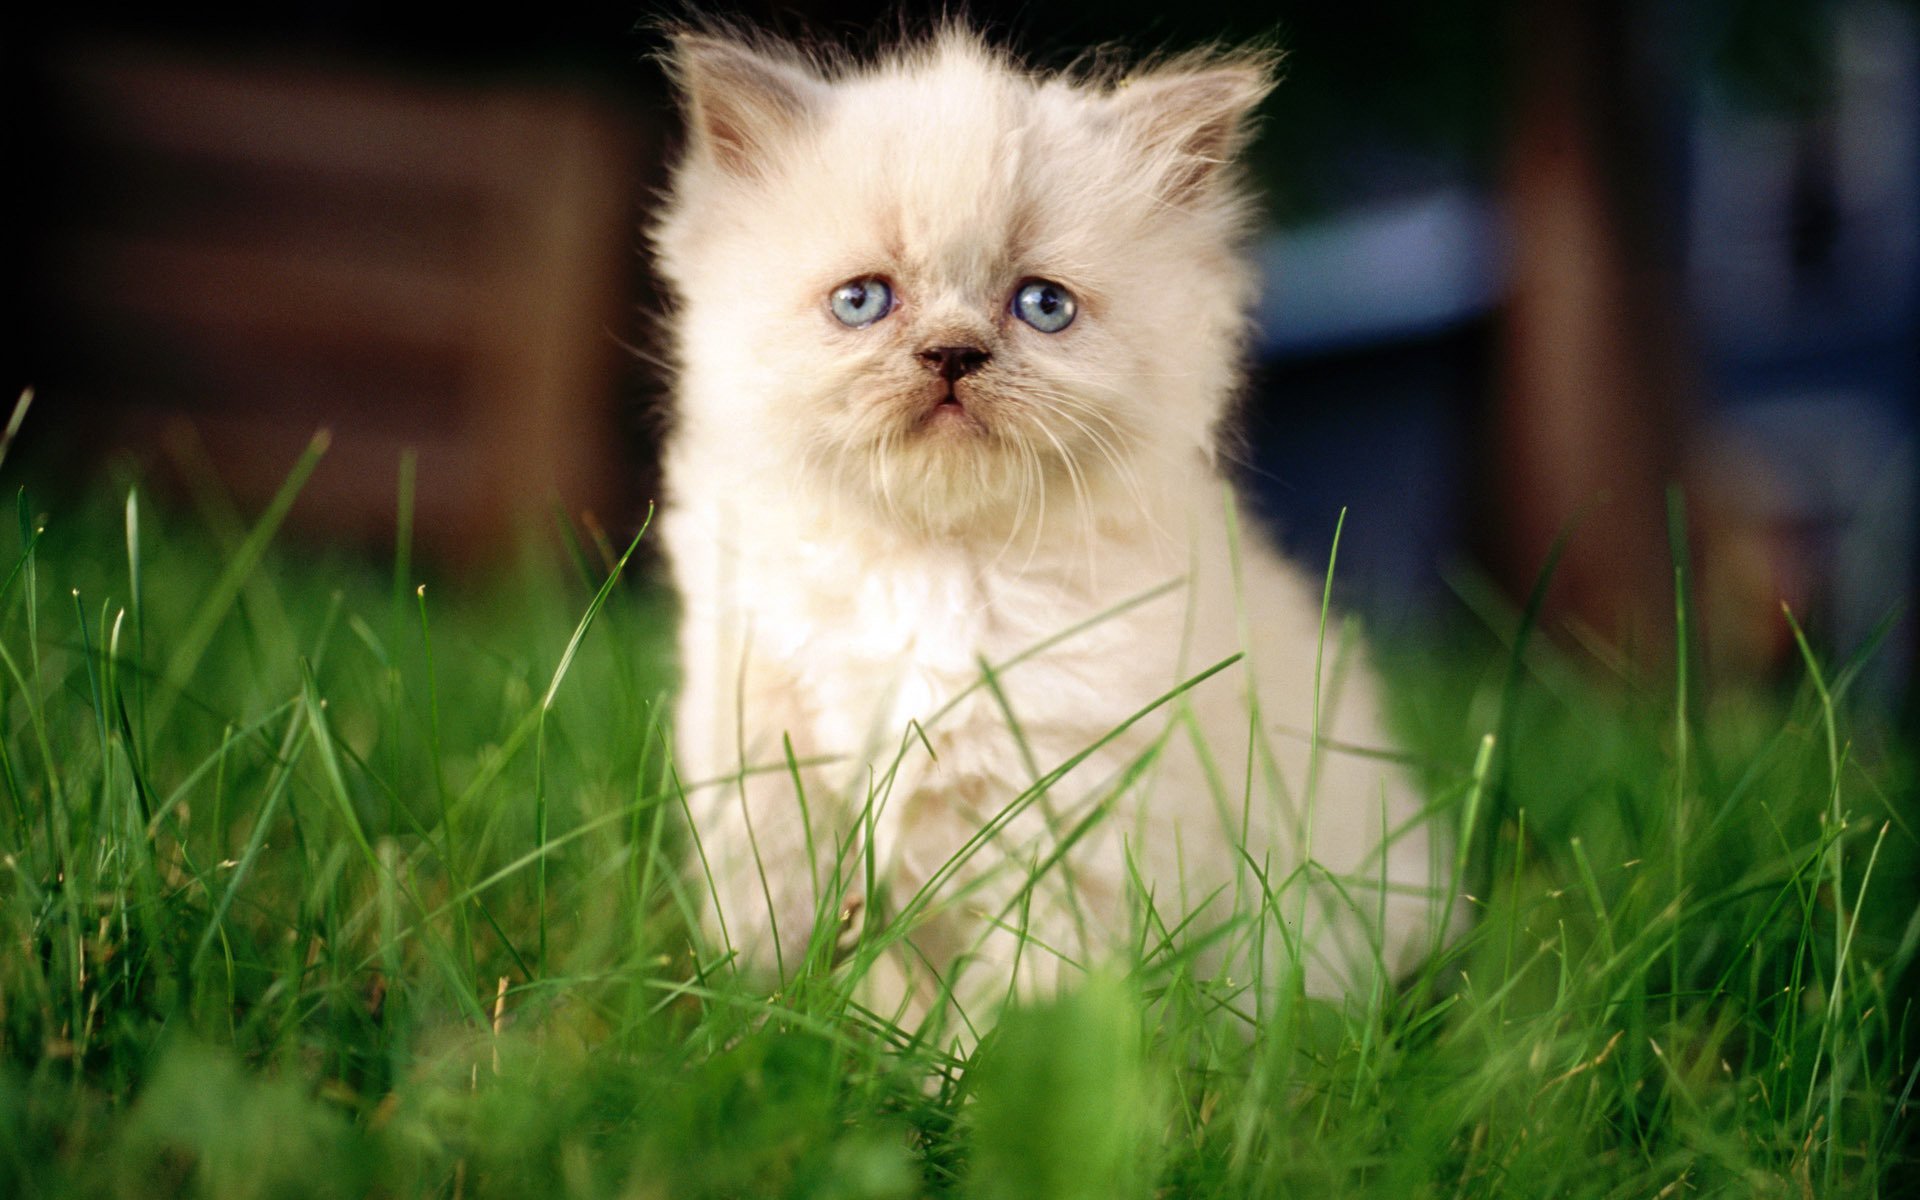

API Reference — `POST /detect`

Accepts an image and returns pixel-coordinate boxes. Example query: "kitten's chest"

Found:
[772,538,1174,774]
[786,547,998,736]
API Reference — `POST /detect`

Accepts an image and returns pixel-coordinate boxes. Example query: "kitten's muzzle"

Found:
[917,344,990,382]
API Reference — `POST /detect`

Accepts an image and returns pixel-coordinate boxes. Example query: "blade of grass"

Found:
[1486,501,1593,889]
[413,584,477,996]
[191,699,309,973]
[1782,603,1845,1192]
[0,389,34,477]
[153,430,329,736]
[19,492,41,692]
[1667,487,1691,1031]
[534,519,649,972]
[125,488,147,762]
[390,450,416,627]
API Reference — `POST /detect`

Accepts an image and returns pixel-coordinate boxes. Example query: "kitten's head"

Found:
[654,27,1273,533]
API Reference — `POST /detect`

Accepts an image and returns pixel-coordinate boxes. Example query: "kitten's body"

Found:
[655,30,1448,1024]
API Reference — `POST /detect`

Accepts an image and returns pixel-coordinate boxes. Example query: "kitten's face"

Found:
[656,33,1270,532]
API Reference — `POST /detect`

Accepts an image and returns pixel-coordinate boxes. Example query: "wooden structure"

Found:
[38,42,643,559]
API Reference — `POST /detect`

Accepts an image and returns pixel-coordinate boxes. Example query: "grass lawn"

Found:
[0,439,1914,1197]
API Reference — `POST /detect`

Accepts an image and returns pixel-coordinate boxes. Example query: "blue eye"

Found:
[830,277,893,327]
[1012,279,1076,333]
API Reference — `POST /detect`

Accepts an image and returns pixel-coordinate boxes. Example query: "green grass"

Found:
[0,449,1914,1198]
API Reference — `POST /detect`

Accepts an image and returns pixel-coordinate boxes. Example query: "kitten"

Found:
[653,26,1451,1027]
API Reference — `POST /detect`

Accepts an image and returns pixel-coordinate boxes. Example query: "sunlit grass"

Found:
[0,440,1913,1197]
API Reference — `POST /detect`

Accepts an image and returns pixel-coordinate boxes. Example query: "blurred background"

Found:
[4,1,1916,702]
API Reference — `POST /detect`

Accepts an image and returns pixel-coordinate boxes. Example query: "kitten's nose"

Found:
[917,345,990,381]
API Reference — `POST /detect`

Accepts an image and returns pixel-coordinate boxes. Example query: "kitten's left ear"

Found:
[667,33,826,176]
[1107,57,1275,197]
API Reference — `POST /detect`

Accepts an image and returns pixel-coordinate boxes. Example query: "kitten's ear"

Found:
[667,33,826,176]
[1107,58,1275,196]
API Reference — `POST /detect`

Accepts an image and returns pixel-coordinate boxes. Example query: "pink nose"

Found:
[917,345,990,381]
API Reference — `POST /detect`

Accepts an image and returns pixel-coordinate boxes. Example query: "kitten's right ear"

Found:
[667,33,825,176]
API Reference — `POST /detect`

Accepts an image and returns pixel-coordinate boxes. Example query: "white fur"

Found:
[653,29,1450,1026]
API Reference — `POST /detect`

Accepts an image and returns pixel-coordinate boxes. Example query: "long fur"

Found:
[652,25,1449,1026]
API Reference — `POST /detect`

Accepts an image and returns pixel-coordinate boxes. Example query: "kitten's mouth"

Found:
[923,384,982,429]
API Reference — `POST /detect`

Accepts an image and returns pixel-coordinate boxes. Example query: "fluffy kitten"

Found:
[653,27,1451,1026]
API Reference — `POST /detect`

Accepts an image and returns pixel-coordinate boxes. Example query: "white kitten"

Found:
[653,27,1451,1027]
